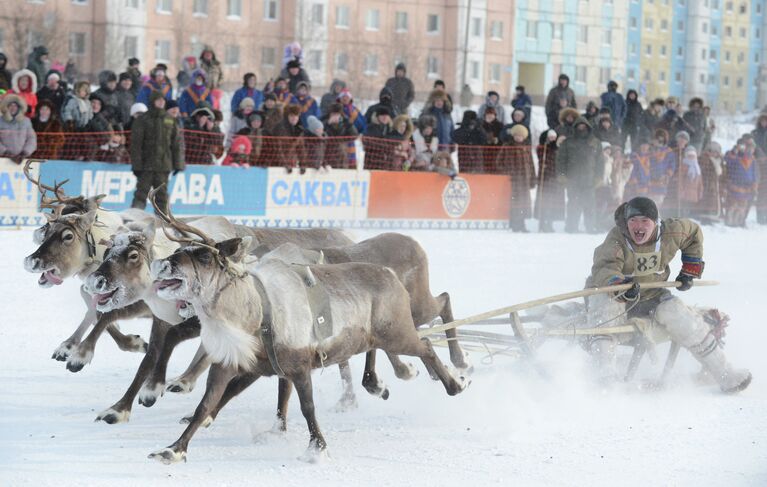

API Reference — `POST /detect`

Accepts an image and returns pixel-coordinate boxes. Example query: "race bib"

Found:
[633,251,662,277]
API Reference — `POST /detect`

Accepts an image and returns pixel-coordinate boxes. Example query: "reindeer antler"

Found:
[149,185,220,253]
[23,159,84,209]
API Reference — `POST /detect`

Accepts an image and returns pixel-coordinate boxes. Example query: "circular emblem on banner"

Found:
[442,177,471,218]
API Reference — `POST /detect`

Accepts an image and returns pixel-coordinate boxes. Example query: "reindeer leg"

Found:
[149,364,239,464]
[292,371,328,462]
[140,317,201,407]
[67,302,149,372]
[384,352,418,380]
[437,291,472,371]
[393,336,469,397]
[275,377,293,431]
[179,370,262,428]
[106,323,148,354]
[361,350,389,400]
[52,300,97,361]
[95,317,170,424]
[333,361,358,412]
[167,344,211,394]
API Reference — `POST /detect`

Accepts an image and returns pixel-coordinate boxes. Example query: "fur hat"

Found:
[118,72,132,82]
[0,93,27,122]
[509,124,529,140]
[130,103,148,116]
[191,105,214,119]
[11,69,37,93]
[675,130,691,143]
[287,59,301,69]
[558,107,580,124]
[624,197,659,222]
[296,81,311,91]
[306,115,323,134]
[238,97,256,110]
[654,128,669,143]
[418,115,437,129]
[392,114,414,139]
[375,106,391,118]
[284,104,302,117]
[247,111,264,125]
[165,99,179,110]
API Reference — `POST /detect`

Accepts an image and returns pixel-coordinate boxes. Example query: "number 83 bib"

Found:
[633,250,662,276]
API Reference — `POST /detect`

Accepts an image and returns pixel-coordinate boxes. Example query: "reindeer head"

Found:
[83,222,157,312]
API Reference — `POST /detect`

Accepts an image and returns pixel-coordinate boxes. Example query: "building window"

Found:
[311,4,324,25]
[726,1,733,12]
[739,27,746,38]
[227,0,242,17]
[470,60,480,80]
[630,16,637,29]
[224,45,240,66]
[645,18,654,30]
[758,2,763,13]
[366,9,380,30]
[675,71,682,82]
[125,0,139,8]
[157,0,172,13]
[756,52,761,63]
[307,50,322,70]
[659,71,666,83]
[526,21,537,39]
[395,12,408,32]
[710,49,717,61]
[725,50,731,62]
[578,25,588,43]
[712,25,718,36]
[154,39,171,62]
[335,51,348,71]
[725,25,732,37]
[701,48,706,60]
[124,36,138,59]
[427,14,440,33]
[757,27,761,39]
[723,75,730,86]
[193,0,207,15]
[264,0,278,20]
[677,46,683,57]
[490,63,501,83]
[490,20,503,39]
[708,74,716,85]
[660,45,667,57]
[553,23,562,39]
[738,51,745,63]
[644,70,651,81]
[69,32,86,56]
[575,66,587,83]
[702,22,708,34]
[737,77,743,88]
[699,73,705,84]
[363,53,378,75]
[645,44,652,56]
[427,55,439,76]
[627,68,635,81]
[677,21,684,31]
[471,17,482,37]
[261,46,275,67]
[602,29,611,44]
[335,6,349,28]
[629,43,637,55]
[739,2,747,13]
[660,19,668,31]
[599,67,611,84]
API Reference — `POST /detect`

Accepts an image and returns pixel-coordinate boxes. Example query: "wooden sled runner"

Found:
[421,280,720,383]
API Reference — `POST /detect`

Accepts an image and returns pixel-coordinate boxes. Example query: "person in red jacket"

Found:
[9,69,38,118]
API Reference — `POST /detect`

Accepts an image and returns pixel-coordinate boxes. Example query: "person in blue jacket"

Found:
[511,85,532,126]
[177,69,213,119]
[230,72,264,114]
[136,66,173,106]
[600,80,627,128]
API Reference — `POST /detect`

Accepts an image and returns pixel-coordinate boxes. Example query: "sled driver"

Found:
[584,196,751,393]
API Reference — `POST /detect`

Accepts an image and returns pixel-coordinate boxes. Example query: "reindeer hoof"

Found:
[148,448,187,464]
[51,342,76,361]
[119,334,148,354]
[449,375,471,396]
[166,378,194,394]
[299,441,329,463]
[395,362,419,381]
[138,382,164,408]
[95,407,130,424]
[66,348,94,373]
[453,352,474,375]
[333,394,358,412]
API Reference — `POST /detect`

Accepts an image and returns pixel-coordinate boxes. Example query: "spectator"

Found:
[281,41,304,72]
[545,73,576,129]
[84,94,114,152]
[136,66,173,106]
[751,114,767,224]
[693,141,724,222]
[336,88,366,134]
[452,110,486,173]
[363,106,395,168]
[511,86,532,125]
[322,103,358,169]
[421,89,454,147]
[0,94,37,158]
[226,97,255,148]
[303,115,326,170]
[184,105,223,165]
[285,59,310,95]
[683,97,706,153]
[0,53,11,91]
[477,91,506,124]
[390,114,415,170]
[176,56,197,92]
[663,131,698,217]
[594,113,622,148]
[459,83,473,108]
[294,81,320,129]
[481,106,504,146]
[642,98,664,133]
[702,106,715,151]
[646,128,675,206]
[236,111,265,167]
[657,108,693,145]
[222,135,252,168]
[61,81,93,131]
[115,73,135,128]
[385,63,415,115]
[273,77,297,106]
[199,46,223,90]
[272,104,306,171]
[556,107,580,139]
[364,87,398,126]
[599,81,626,128]
[126,58,141,97]
[63,59,78,87]
[535,129,565,232]
[9,69,38,118]
[502,124,535,232]
[507,108,531,145]
[623,89,643,150]
[412,115,439,170]
[93,70,120,121]
[165,99,181,122]
[35,71,66,113]
[320,79,346,117]
[364,106,394,137]
[129,91,183,213]
[26,46,49,91]
[556,117,604,233]
[178,69,213,119]
[31,99,64,159]
[433,80,454,108]
[624,137,654,200]
[262,94,282,133]
[126,102,147,131]
[583,101,600,127]
[230,73,263,114]
[723,139,759,227]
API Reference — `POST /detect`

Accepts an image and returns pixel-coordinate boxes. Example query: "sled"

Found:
[422,280,719,382]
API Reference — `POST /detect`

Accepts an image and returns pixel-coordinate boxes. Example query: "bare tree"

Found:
[0,3,67,72]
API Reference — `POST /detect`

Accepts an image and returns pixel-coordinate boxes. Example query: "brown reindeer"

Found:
[147,218,468,463]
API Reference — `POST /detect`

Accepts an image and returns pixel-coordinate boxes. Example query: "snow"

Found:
[1,225,766,486]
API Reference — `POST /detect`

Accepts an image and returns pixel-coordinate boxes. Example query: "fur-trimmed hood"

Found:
[12,69,37,93]
[392,114,413,140]
[558,107,580,125]
[1,93,28,122]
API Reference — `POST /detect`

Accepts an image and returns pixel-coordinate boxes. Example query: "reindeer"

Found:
[146,208,468,463]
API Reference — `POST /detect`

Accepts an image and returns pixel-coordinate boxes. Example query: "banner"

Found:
[0,158,40,226]
[37,161,268,216]
[367,171,511,228]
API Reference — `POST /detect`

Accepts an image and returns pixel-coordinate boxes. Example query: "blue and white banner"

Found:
[0,158,40,226]
[38,161,268,216]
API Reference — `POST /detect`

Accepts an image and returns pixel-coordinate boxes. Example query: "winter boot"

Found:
[689,336,752,393]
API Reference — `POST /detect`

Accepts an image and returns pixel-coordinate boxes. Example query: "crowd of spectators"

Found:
[0,42,764,229]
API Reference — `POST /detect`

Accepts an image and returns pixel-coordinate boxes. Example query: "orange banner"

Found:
[368,171,511,220]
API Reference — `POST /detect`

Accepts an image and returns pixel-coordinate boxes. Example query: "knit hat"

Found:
[287,59,301,69]
[306,115,323,134]
[336,88,352,101]
[165,99,179,110]
[284,104,302,117]
[239,97,256,110]
[376,106,391,117]
[130,103,148,116]
[509,124,529,140]
[601,141,612,151]
[128,57,140,66]
[191,106,214,119]
[675,130,690,143]
[264,92,277,102]
[624,197,659,221]
[118,72,132,82]
[46,72,60,83]
[247,111,264,125]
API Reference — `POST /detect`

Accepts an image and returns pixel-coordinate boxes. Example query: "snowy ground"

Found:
[1,224,766,486]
